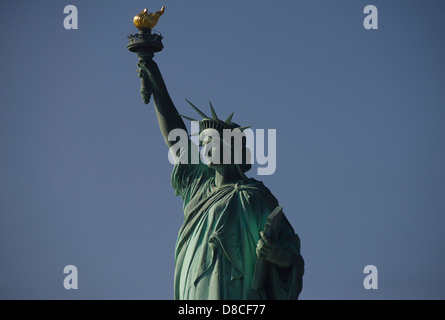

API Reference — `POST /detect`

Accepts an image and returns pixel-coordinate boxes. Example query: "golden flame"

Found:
[133,6,165,30]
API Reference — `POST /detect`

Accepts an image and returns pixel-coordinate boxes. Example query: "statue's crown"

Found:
[179,99,252,134]
[180,100,253,173]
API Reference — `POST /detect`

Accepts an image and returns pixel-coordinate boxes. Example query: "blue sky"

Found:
[1,0,444,299]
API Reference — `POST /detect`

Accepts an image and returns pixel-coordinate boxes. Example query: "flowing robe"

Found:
[172,161,304,300]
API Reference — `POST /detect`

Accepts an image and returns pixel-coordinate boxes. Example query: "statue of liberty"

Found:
[130,7,304,300]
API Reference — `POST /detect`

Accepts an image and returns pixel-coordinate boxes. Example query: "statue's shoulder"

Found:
[239,177,272,192]
[237,178,278,207]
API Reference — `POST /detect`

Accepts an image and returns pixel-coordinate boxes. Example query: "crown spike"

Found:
[177,113,198,122]
[209,101,218,120]
[185,99,208,118]
[238,126,252,132]
[225,112,234,123]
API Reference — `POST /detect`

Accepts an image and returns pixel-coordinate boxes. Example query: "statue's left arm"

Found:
[256,231,293,268]
[256,214,305,299]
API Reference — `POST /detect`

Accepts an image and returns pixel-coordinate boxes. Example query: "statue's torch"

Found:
[127,6,165,104]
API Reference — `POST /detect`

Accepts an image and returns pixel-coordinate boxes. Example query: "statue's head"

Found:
[180,100,252,174]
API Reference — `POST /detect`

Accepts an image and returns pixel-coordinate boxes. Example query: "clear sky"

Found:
[1,0,444,300]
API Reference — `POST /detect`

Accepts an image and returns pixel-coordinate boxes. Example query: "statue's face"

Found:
[201,130,224,169]
[200,128,250,172]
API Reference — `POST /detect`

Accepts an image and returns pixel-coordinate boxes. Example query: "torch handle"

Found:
[137,52,155,105]
[140,76,152,105]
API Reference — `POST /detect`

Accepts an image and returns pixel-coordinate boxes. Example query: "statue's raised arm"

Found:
[138,60,188,148]
[128,6,187,148]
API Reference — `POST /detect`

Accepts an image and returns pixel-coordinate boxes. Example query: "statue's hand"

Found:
[256,231,292,268]
[137,59,165,94]
[137,66,147,80]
